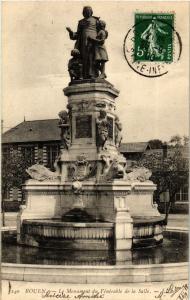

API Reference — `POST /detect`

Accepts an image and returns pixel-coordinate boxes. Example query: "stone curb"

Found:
[1,228,188,283]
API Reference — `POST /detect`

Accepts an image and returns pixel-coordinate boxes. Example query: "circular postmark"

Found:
[123,14,182,78]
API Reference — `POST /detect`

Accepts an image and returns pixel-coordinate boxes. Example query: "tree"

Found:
[1,150,31,225]
[148,139,163,149]
[169,134,182,147]
[136,145,188,223]
[183,135,189,146]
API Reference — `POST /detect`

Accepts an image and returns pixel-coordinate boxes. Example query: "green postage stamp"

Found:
[134,13,174,62]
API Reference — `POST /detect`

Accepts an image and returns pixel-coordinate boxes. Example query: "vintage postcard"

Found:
[1,1,189,300]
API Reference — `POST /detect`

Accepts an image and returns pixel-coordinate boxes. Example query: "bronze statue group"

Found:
[66,6,108,81]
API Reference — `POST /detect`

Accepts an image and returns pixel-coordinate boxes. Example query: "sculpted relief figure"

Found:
[109,159,125,179]
[96,110,108,152]
[58,110,70,150]
[26,163,59,181]
[125,167,152,182]
[100,155,125,181]
[66,6,108,80]
[115,116,123,148]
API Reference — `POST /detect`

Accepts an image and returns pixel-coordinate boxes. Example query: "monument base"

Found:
[17,179,164,249]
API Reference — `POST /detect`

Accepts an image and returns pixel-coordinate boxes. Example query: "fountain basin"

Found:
[2,228,188,283]
[18,216,164,250]
[20,220,114,250]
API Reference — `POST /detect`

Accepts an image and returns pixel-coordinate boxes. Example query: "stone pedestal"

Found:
[59,82,122,181]
[20,179,159,222]
[126,181,160,217]
[114,196,133,251]
[18,81,164,250]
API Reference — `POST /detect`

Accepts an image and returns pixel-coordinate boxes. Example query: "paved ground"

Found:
[165,213,189,228]
[2,212,189,228]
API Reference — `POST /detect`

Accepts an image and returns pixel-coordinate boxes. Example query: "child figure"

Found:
[68,49,83,82]
[94,20,109,79]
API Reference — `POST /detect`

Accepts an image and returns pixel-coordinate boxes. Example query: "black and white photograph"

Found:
[1,1,189,300]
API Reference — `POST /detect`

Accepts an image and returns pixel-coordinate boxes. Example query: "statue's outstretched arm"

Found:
[66,27,78,40]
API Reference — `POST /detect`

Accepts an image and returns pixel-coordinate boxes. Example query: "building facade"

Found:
[2,119,61,202]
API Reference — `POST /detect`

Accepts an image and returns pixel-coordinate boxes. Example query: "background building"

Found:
[2,119,61,171]
[120,142,151,166]
[2,119,188,213]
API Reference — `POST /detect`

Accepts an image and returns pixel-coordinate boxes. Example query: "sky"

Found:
[2,1,189,142]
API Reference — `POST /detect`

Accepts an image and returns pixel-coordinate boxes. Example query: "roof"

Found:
[119,142,151,153]
[2,119,60,144]
[3,119,151,155]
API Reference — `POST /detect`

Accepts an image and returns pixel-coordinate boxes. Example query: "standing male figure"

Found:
[66,6,99,79]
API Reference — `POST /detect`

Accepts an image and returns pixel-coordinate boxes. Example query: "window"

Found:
[2,146,11,160]
[175,184,189,202]
[46,144,60,170]
[12,187,19,201]
[3,188,10,201]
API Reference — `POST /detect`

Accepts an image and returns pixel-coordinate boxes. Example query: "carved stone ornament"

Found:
[100,155,125,181]
[125,167,152,182]
[78,100,91,112]
[95,101,106,109]
[72,181,83,194]
[26,164,59,181]
[67,155,96,181]
[108,102,115,111]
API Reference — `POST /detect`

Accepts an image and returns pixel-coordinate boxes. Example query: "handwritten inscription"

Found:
[5,281,188,300]
[155,283,188,300]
